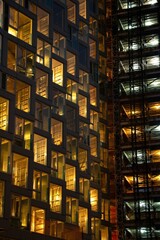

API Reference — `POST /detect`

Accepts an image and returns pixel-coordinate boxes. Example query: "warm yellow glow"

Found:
[8,27,17,37]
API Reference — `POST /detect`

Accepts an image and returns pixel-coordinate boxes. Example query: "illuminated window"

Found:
[89,38,96,59]
[11,195,29,229]
[52,89,65,115]
[51,151,64,179]
[32,171,48,202]
[34,134,47,165]
[37,38,51,68]
[6,76,30,112]
[101,199,109,221]
[66,79,77,103]
[79,0,86,18]
[101,172,108,193]
[101,227,109,240]
[35,68,48,98]
[90,188,98,212]
[0,181,4,217]
[65,164,76,191]
[79,207,88,233]
[78,148,88,171]
[66,106,77,132]
[67,0,76,24]
[31,207,45,234]
[8,7,32,45]
[67,136,77,160]
[99,55,107,75]
[15,117,32,150]
[12,153,28,188]
[89,17,97,36]
[50,184,62,213]
[91,218,100,239]
[66,51,76,76]
[52,59,63,86]
[50,220,64,238]
[79,178,89,202]
[0,97,9,131]
[37,7,49,36]
[35,102,50,132]
[99,122,106,143]
[98,33,105,52]
[90,134,98,157]
[53,32,66,58]
[100,147,108,168]
[99,100,107,119]
[91,162,100,183]
[0,138,11,173]
[78,94,87,118]
[79,70,89,92]
[51,119,63,146]
[90,110,98,131]
[90,85,97,106]
[79,122,89,144]
[7,41,34,78]
[66,197,78,224]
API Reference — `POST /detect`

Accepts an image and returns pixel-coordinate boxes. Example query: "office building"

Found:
[113,0,160,238]
[0,0,110,239]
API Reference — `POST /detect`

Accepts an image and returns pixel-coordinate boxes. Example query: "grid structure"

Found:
[113,0,160,239]
[0,0,110,240]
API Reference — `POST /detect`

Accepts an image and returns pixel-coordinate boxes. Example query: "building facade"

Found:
[0,0,110,239]
[113,0,160,238]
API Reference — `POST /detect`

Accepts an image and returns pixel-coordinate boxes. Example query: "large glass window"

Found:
[66,106,77,132]
[51,151,64,179]
[79,21,88,43]
[79,178,89,202]
[90,188,98,212]
[66,79,77,103]
[66,197,78,224]
[11,195,29,229]
[90,134,98,157]
[31,207,45,234]
[65,164,76,191]
[53,32,66,58]
[101,199,109,221]
[67,0,76,24]
[79,70,89,92]
[32,171,48,202]
[0,181,4,217]
[78,148,88,171]
[51,119,63,146]
[6,76,30,112]
[35,101,50,132]
[79,0,87,18]
[15,117,32,150]
[89,85,97,106]
[91,218,100,240]
[79,207,88,233]
[78,94,87,118]
[67,136,77,160]
[90,110,98,131]
[34,134,47,165]
[37,39,51,68]
[50,184,62,213]
[37,7,49,36]
[52,59,63,86]
[50,220,64,238]
[91,162,100,183]
[8,7,32,45]
[12,153,28,188]
[66,51,76,76]
[0,138,11,173]
[52,89,65,115]
[35,68,48,98]
[7,41,34,78]
[0,97,9,131]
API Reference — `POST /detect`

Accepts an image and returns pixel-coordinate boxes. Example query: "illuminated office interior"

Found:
[0,0,110,240]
